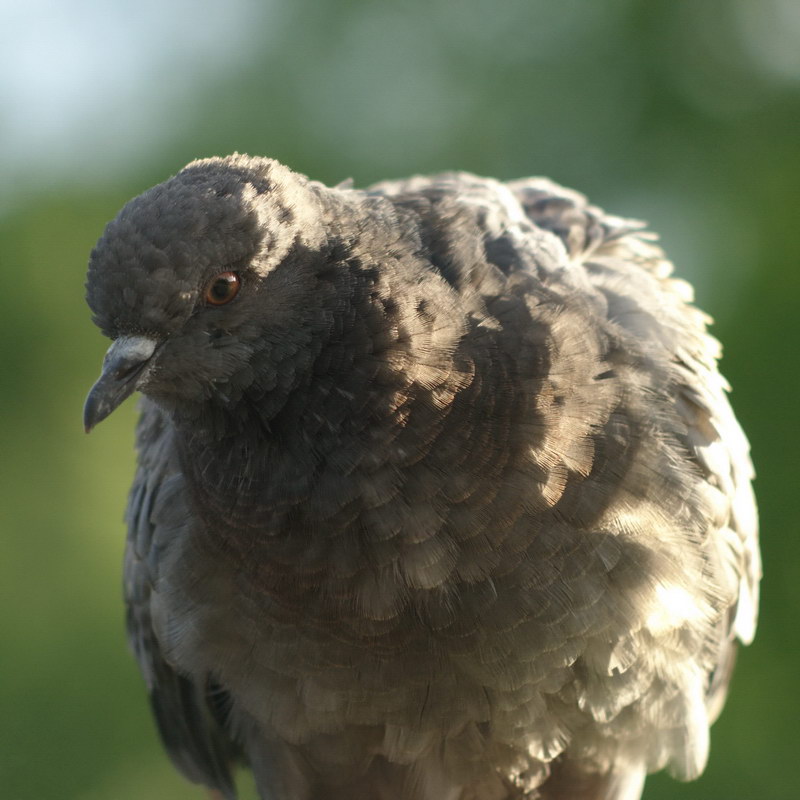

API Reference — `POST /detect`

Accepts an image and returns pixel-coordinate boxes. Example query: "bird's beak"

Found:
[83,336,157,432]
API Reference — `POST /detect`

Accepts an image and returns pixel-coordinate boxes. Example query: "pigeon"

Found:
[84,154,760,800]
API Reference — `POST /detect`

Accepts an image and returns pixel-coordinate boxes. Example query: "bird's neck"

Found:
[173,232,476,567]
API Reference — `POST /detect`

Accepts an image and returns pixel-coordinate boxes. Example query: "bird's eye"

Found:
[204,272,241,306]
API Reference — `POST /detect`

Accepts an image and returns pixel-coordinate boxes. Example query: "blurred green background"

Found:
[2,1,798,798]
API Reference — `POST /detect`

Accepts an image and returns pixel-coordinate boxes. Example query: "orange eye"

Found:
[204,271,241,306]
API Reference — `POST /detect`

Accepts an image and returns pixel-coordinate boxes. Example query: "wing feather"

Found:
[124,398,239,798]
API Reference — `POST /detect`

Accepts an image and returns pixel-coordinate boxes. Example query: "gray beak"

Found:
[83,336,157,432]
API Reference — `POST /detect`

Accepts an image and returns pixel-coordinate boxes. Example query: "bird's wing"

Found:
[124,397,239,799]
[508,175,761,700]
[673,340,760,721]
[498,178,760,798]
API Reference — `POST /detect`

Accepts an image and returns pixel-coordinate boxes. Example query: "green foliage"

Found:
[2,1,797,797]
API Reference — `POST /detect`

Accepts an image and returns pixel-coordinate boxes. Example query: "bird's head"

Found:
[83,154,330,432]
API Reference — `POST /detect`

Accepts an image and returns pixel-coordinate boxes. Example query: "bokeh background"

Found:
[2,1,798,798]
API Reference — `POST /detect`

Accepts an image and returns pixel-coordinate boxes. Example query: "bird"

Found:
[83,154,760,800]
